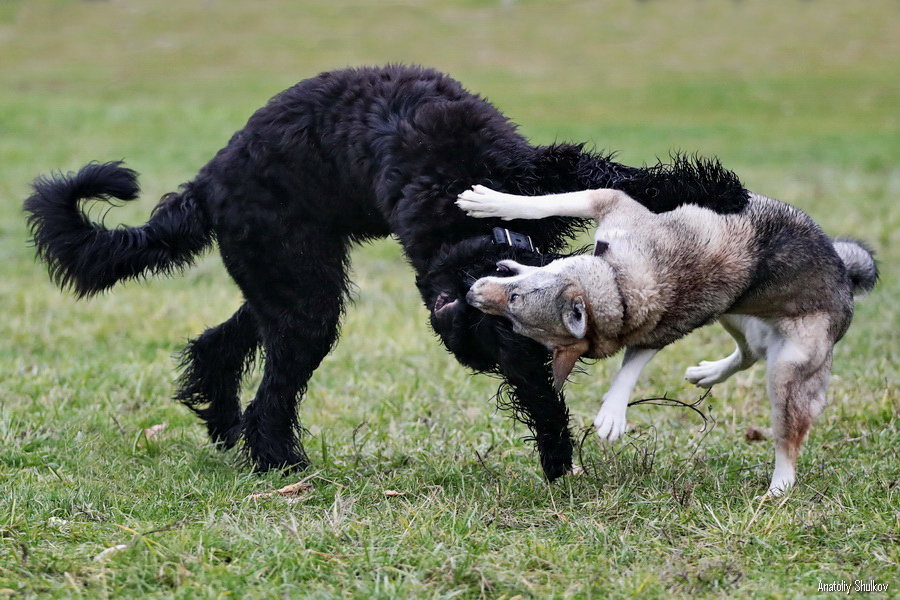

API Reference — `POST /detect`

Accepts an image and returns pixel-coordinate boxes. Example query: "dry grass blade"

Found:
[248,472,318,499]
[143,423,167,439]
[93,544,128,562]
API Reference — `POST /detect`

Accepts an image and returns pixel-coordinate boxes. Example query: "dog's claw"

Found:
[685,357,737,387]
[755,490,787,501]
[764,480,794,498]
[456,192,502,219]
[594,409,627,442]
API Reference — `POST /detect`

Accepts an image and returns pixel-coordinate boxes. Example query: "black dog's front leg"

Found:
[497,336,574,482]
[422,240,576,481]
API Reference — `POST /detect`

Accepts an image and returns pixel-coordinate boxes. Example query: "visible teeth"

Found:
[433,293,460,314]
[433,292,450,312]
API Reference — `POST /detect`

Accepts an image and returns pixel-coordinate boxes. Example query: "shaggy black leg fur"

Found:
[220,223,351,472]
[424,239,578,480]
[175,303,259,448]
[498,337,574,481]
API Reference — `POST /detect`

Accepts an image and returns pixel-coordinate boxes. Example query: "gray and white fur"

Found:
[456,185,877,496]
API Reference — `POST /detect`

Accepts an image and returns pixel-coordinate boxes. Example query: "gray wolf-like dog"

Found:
[457,184,877,496]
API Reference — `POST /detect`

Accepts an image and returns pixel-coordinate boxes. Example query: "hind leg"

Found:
[176,303,260,448]
[224,225,350,472]
[685,315,769,387]
[764,318,834,496]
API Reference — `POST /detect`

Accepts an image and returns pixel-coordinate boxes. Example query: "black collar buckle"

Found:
[492,227,538,253]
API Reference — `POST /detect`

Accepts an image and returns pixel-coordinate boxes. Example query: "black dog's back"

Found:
[24,65,749,480]
[203,67,586,262]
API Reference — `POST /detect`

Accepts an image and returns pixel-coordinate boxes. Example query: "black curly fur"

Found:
[174,303,260,449]
[23,65,749,480]
[24,161,213,297]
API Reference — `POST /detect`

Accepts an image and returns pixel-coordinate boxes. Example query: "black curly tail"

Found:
[24,161,213,297]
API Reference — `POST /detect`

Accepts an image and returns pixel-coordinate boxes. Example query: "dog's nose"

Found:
[465,289,479,306]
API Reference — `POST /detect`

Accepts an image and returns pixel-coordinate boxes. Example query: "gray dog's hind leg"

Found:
[764,318,833,496]
[685,314,769,387]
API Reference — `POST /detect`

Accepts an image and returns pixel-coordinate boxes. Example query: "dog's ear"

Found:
[551,342,588,391]
[562,295,588,339]
[496,259,535,276]
[495,260,519,275]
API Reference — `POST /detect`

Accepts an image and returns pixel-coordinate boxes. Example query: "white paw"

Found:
[684,358,735,388]
[455,185,514,220]
[764,476,795,498]
[594,408,627,442]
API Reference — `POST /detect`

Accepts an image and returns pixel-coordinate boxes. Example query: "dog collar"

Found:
[491,227,539,253]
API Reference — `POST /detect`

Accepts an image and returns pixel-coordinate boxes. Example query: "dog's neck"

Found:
[610,255,665,344]
[583,256,664,356]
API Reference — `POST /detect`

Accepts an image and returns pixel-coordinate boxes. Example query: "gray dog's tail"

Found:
[833,238,878,295]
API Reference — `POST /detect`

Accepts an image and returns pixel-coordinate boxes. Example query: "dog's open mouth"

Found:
[433,291,460,315]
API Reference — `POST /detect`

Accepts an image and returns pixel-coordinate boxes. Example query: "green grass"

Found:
[1,1,897,597]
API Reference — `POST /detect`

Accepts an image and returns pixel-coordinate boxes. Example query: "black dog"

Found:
[25,65,748,481]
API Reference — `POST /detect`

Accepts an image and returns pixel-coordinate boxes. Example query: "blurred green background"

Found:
[0,1,896,598]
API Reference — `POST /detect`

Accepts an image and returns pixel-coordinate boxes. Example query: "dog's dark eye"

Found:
[509,293,520,303]
[496,264,511,274]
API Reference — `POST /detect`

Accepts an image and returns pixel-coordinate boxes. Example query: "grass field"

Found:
[1,1,897,598]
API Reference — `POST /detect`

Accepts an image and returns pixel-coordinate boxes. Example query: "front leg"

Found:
[456,185,635,221]
[594,346,658,442]
[497,335,575,481]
